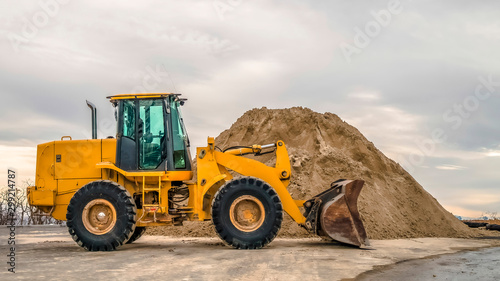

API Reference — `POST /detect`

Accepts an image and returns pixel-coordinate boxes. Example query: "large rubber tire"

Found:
[126,227,146,244]
[211,177,283,249]
[66,180,137,251]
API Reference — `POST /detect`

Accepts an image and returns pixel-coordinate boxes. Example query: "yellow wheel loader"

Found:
[27,93,369,251]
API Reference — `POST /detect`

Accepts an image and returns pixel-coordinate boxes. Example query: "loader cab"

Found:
[110,93,192,172]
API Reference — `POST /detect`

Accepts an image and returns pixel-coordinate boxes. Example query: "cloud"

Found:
[443,205,482,218]
[348,91,381,101]
[435,165,466,171]
[0,145,37,185]
[0,0,499,217]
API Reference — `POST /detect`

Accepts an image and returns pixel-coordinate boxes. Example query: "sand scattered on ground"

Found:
[147,107,476,239]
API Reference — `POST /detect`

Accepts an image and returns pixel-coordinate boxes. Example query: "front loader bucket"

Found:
[303,179,369,247]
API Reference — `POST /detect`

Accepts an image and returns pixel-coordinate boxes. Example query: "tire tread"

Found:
[212,177,283,249]
[66,180,137,251]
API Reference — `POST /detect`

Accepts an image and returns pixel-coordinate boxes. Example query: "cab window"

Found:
[170,100,187,169]
[138,99,165,169]
[122,100,135,139]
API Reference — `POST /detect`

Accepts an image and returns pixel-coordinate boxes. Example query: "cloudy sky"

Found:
[1,0,499,218]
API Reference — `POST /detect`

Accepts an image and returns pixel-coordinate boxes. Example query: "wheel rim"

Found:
[82,199,117,235]
[229,195,265,232]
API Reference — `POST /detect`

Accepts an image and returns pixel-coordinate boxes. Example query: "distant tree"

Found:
[0,180,62,226]
[481,211,498,221]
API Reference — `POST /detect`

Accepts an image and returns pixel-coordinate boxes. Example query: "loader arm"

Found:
[194,138,305,224]
[213,141,306,225]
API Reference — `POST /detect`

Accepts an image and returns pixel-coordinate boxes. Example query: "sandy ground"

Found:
[1,226,500,280]
[356,246,500,281]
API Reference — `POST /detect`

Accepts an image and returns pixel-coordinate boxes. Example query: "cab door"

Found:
[116,98,167,171]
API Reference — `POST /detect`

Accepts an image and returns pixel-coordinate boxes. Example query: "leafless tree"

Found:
[0,180,63,226]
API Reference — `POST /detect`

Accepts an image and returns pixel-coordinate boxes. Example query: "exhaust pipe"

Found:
[86,100,97,139]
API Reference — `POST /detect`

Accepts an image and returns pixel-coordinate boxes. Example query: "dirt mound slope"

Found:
[148,107,475,239]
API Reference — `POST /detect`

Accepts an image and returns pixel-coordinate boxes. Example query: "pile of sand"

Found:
[147,107,475,239]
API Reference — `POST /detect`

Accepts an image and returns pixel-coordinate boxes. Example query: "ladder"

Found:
[142,175,163,211]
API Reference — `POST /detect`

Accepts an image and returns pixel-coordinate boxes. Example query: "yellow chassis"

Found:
[28,137,306,227]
